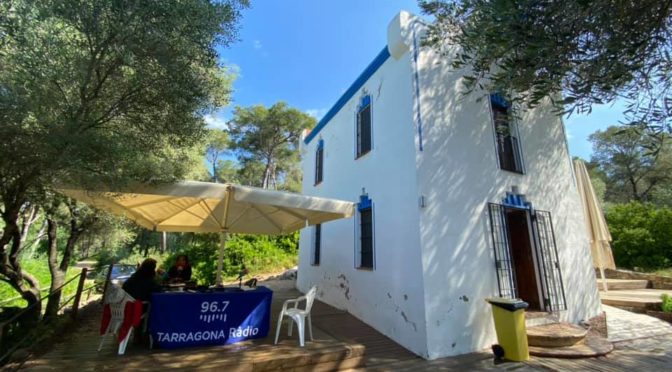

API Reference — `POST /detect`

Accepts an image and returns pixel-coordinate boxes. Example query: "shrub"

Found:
[605,202,672,270]
[662,294,672,313]
[162,232,298,285]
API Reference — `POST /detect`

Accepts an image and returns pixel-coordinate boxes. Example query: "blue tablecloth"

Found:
[149,286,273,349]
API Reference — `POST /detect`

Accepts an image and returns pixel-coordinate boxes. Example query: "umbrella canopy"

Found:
[58,181,355,284]
[573,159,615,291]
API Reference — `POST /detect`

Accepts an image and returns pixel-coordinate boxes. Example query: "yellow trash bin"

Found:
[486,297,529,362]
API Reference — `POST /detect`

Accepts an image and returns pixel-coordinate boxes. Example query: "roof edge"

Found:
[304,46,391,144]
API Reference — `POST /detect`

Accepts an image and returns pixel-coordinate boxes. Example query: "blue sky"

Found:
[208,0,625,160]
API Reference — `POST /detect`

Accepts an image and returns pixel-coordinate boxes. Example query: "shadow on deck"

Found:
[18,281,672,371]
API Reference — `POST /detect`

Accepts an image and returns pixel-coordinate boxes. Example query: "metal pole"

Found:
[597,241,608,292]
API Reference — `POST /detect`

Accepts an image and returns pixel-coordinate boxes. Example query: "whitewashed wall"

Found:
[297,47,430,356]
[298,10,602,360]
[411,14,602,358]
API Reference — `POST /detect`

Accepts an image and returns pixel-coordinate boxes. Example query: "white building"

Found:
[297,11,601,359]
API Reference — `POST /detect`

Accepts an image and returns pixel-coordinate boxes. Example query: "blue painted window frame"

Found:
[312,224,321,266]
[490,93,525,174]
[356,95,372,159]
[315,139,324,185]
[356,194,374,270]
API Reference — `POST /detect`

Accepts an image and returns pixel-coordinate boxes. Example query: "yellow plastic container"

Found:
[486,297,529,362]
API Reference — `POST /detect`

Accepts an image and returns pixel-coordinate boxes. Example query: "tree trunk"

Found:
[44,218,63,321]
[261,157,273,189]
[27,219,47,258]
[1,199,42,323]
[161,232,167,253]
[19,204,39,246]
[44,215,83,321]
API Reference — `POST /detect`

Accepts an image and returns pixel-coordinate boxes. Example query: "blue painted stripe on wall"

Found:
[304,46,391,144]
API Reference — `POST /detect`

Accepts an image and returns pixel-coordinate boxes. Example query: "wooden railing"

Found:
[0,267,97,363]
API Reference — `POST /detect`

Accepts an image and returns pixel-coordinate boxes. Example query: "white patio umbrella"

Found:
[58,181,355,285]
[573,159,615,292]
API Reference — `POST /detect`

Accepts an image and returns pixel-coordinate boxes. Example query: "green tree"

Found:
[420,1,672,134]
[0,0,246,318]
[215,159,241,184]
[589,126,672,204]
[42,196,98,321]
[228,102,315,189]
[605,202,672,270]
[206,129,230,183]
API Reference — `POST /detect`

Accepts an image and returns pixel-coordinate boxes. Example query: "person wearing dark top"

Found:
[122,258,161,302]
[167,254,192,283]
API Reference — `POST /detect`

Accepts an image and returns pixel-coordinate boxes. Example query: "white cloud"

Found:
[253,40,262,50]
[306,108,328,120]
[566,127,574,140]
[204,114,228,130]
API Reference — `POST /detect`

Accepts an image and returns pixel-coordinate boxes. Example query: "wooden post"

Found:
[71,268,88,320]
[101,262,114,304]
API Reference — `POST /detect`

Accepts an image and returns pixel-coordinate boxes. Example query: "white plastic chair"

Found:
[98,284,147,355]
[274,285,317,347]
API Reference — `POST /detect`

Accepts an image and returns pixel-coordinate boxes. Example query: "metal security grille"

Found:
[314,146,323,185]
[357,104,372,157]
[313,224,321,265]
[359,207,374,269]
[532,210,567,312]
[487,203,517,298]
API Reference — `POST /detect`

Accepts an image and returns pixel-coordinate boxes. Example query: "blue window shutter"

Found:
[490,93,510,109]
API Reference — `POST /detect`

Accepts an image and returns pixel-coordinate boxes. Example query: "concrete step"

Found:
[528,332,613,358]
[527,323,588,348]
[596,279,649,291]
[599,289,666,313]
[525,311,559,328]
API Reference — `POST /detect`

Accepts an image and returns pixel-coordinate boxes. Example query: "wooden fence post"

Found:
[71,268,88,320]
[101,262,114,304]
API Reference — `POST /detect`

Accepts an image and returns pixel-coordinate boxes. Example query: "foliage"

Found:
[92,231,298,286]
[162,233,299,285]
[662,294,672,313]
[0,257,81,308]
[420,0,672,134]
[215,159,242,184]
[228,102,315,189]
[0,0,246,314]
[589,126,672,204]
[605,202,672,270]
[206,129,231,182]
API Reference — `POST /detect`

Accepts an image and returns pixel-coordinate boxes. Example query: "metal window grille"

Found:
[487,203,517,298]
[313,224,321,265]
[532,210,567,312]
[359,207,373,268]
[357,104,372,158]
[315,146,323,185]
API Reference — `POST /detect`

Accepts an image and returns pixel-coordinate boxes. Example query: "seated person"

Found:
[122,258,162,302]
[167,254,192,283]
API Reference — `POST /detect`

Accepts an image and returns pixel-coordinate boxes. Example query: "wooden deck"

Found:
[17,281,672,371]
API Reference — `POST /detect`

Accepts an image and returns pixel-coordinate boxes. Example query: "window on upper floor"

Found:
[355,194,374,270]
[315,139,324,185]
[490,93,524,174]
[312,224,321,266]
[356,95,372,158]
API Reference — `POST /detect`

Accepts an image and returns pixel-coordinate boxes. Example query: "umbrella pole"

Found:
[598,241,608,292]
[216,232,228,287]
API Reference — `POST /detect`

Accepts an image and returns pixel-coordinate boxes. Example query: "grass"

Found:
[0,257,84,309]
[654,268,672,277]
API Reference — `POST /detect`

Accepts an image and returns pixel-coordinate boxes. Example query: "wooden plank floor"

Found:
[18,281,672,371]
